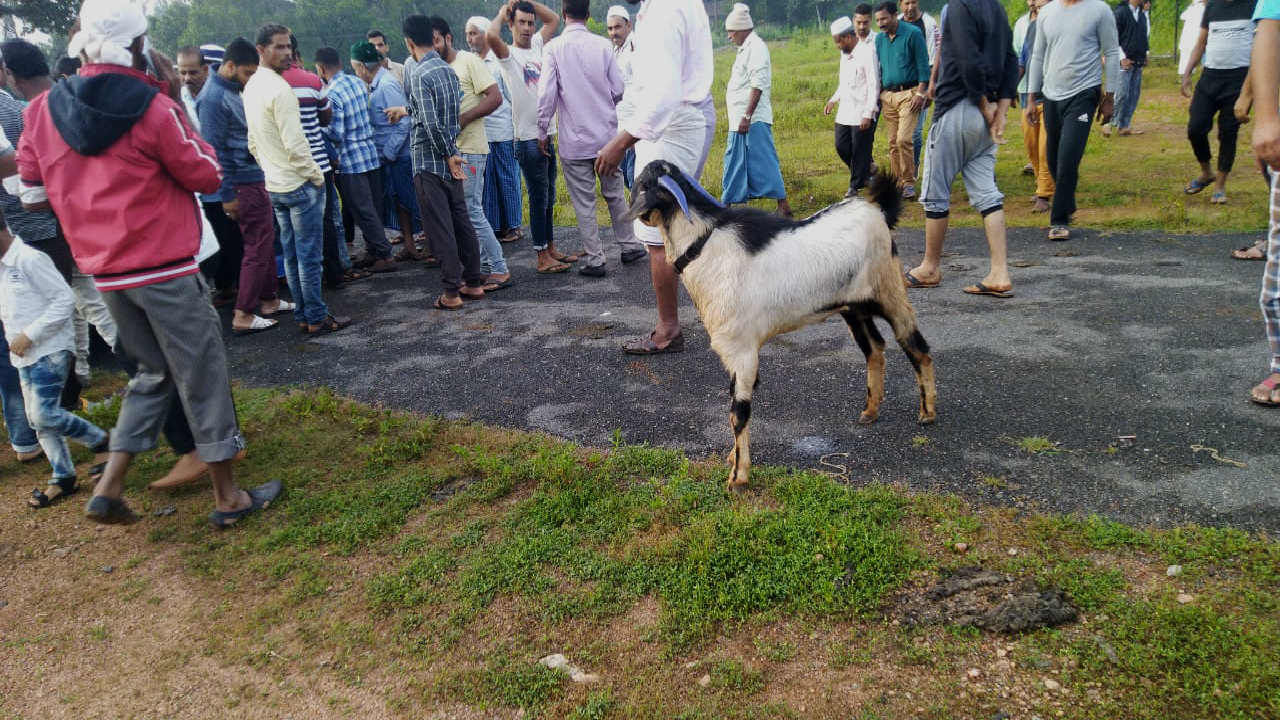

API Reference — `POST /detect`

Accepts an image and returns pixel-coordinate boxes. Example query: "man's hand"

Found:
[910,93,926,113]
[538,137,551,157]
[384,106,409,124]
[222,198,240,221]
[736,117,751,134]
[1096,92,1115,125]
[1026,102,1040,126]
[824,100,836,116]
[595,132,632,177]
[448,155,466,181]
[980,97,1008,145]
[1254,116,1280,171]
[859,117,872,131]
[1121,57,1133,71]
[9,333,31,357]
[1180,75,1194,99]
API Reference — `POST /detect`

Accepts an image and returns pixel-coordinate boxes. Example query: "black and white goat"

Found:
[629,160,937,490]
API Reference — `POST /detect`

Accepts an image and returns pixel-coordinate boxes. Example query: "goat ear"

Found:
[657,175,692,222]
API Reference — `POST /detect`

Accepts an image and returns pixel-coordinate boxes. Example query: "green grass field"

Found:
[1,386,1276,718]
[555,30,1269,236]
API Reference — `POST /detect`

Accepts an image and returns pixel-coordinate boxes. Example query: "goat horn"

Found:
[678,169,725,209]
[658,175,692,222]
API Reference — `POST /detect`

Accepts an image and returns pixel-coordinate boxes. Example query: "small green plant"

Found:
[754,637,796,662]
[87,624,109,641]
[1014,436,1060,455]
[911,435,930,448]
[979,475,1008,489]
[708,658,765,694]
[569,690,615,720]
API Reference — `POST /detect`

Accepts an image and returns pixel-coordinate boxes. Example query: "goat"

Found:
[629,160,936,491]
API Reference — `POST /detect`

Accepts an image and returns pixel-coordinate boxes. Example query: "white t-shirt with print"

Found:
[499,33,552,141]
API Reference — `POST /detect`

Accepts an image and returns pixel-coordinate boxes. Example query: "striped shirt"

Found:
[322,72,381,175]
[405,50,461,180]
[281,65,332,173]
[0,90,58,243]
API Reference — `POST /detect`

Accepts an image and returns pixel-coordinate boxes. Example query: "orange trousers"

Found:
[1022,106,1054,200]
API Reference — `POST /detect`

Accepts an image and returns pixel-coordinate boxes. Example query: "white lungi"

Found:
[634,102,709,247]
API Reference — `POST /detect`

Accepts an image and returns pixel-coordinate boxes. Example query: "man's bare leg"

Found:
[649,245,681,344]
[907,216,948,285]
[980,209,1012,290]
[395,205,423,260]
[1214,169,1231,196]
[92,451,134,499]
[208,460,250,513]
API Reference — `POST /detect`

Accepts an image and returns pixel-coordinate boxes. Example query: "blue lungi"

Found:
[483,139,523,233]
[721,121,787,204]
[383,154,422,234]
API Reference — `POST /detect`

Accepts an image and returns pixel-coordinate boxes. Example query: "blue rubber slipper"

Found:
[85,495,140,524]
[208,480,282,529]
[1184,177,1212,195]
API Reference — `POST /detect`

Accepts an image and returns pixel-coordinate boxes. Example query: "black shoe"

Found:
[578,263,607,278]
[620,249,647,264]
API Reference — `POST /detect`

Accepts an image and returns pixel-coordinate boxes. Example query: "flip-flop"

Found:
[28,477,77,509]
[1232,244,1266,261]
[458,289,485,301]
[903,271,940,289]
[1251,374,1280,407]
[433,296,463,311]
[1048,226,1070,241]
[85,495,140,525]
[962,282,1014,298]
[1209,191,1228,204]
[343,269,373,282]
[536,262,570,274]
[209,480,283,529]
[1184,177,1213,195]
[623,333,685,355]
[260,300,295,317]
[483,277,515,292]
[232,315,278,336]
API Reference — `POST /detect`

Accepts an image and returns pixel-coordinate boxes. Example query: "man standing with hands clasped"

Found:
[905,0,1019,299]
[826,10,879,198]
[874,1,931,199]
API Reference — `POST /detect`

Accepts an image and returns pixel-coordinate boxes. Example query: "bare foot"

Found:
[1251,373,1280,407]
[149,451,209,490]
[904,265,942,288]
[1031,197,1050,214]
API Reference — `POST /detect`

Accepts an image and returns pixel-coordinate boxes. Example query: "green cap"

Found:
[351,41,382,64]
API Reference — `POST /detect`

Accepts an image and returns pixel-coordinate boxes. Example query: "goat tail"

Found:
[866,170,903,230]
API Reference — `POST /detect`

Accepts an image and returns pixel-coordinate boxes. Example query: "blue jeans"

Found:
[0,332,37,453]
[18,351,108,480]
[1114,64,1143,131]
[515,139,557,251]
[325,175,351,270]
[462,153,509,276]
[270,182,329,325]
[621,147,636,189]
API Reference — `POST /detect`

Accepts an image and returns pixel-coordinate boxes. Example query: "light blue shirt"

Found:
[368,67,410,162]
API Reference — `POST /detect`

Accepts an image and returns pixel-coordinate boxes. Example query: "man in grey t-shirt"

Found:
[1027,0,1120,241]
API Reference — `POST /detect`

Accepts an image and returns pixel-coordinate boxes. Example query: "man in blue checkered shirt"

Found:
[403,14,488,309]
[316,46,396,274]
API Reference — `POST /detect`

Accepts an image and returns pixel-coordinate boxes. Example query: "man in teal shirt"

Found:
[874,1,930,198]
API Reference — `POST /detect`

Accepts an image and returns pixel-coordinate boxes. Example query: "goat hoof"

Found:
[858,411,879,425]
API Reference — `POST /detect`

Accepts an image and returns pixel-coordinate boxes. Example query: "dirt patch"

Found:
[896,567,1079,634]
[567,322,615,339]
[431,476,479,501]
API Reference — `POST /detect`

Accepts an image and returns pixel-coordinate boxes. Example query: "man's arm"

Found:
[149,99,223,195]
[861,45,880,127]
[1181,28,1209,97]
[272,87,324,186]
[536,44,559,147]
[488,2,513,60]
[1253,19,1280,169]
[322,87,346,146]
[15,250,74,354]
[380,81,411,160]
[1027,10,1048,95]
[533,0,560,43]
[911,29,930,111]
[1115,6,1130,63]
[197,93,237,202]
[1097,5,1122,93]
[463,83,501,128]
[606,49,624,103]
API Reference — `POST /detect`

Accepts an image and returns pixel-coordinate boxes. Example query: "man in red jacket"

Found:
[17,0,281,528]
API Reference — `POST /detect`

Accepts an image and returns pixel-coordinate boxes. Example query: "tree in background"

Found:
[1,0,79,36]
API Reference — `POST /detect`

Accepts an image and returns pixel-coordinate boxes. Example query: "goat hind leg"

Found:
[884,308,937,424]
[724,351,759,492]
[841,310,886,424]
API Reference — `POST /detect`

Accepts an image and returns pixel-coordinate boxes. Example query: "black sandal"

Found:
[84,495,140,524]
[29,477,77,509]
[304,315,353,336]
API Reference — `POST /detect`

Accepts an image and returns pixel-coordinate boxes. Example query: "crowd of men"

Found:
[0,0,1278,529]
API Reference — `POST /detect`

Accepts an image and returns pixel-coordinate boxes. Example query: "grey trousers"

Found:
[102,273,244,463]
[559,156,642,268]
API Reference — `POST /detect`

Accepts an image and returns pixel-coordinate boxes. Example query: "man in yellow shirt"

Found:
[244,23,351,335]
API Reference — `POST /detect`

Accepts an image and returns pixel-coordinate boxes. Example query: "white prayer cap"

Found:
[830,16,854,35]
[607,5,630,21]
[67,0,148,67]
[725,3,754,30]
[466,16,490,33]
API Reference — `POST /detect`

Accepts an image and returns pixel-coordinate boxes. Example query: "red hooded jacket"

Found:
[17,64,222,291]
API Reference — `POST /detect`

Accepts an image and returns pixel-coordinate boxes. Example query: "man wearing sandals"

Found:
[1249,0,1280,407]
[17,0,280,527]
[403,14,489,310]
[1181,0,1257,206]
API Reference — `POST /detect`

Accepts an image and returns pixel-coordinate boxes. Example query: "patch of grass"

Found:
[569,690,615,720]
[1040,558,1128,612]
[707,658,765,695]
[754,638,796,663]
[979,475,1008,489]
[86,624,109,642]
[911,435,931,448]
[479,657,565,714]
[1013,436,1060,455]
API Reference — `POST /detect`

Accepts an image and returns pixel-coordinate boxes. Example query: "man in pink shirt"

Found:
[537,0,645,276]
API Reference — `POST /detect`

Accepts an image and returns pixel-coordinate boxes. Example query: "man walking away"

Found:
[431,18,512,290]
[606,6,638,188]
[907,0,1018,299]
[1026,0,1120,241]
[465,17,524,244]
[1249,0,1280,406]
[1181,0,1257,204]
[315,46,397,274]
[1017,0,1054,214]
[874,1,930,199]
[1110,0,1149,137]
[487,0,579,274]
[246,24,352,335]
[721,3,792,216]
[403,14,489,310]
[596,0,715,355]
[538,0,645,277]
[899,0,939,170]
[18,0,280,527]
[197,37,292,336]
[826,11,879,197]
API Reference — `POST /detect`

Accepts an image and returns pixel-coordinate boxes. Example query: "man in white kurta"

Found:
[596,0,714,355]
[826,15,880,196]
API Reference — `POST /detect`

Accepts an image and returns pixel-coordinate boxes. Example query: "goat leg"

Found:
[724,351,759,492]
[842,310,886,424]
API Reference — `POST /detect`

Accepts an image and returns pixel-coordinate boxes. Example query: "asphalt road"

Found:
[221,224,1280,532]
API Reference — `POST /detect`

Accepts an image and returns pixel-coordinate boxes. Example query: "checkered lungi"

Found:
[1263,170,1280,373]
[483,139,523,234]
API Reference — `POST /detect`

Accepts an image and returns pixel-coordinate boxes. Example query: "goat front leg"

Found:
[841,310,886,424]
[724,349,760,492]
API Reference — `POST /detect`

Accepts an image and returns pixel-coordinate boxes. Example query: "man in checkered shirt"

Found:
[1250,0,1280,407]
[403,14,489,309]
[316,45,396,274]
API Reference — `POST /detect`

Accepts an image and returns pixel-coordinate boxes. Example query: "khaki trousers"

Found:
[879,89,920,187]
[1022,105,1055,200]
